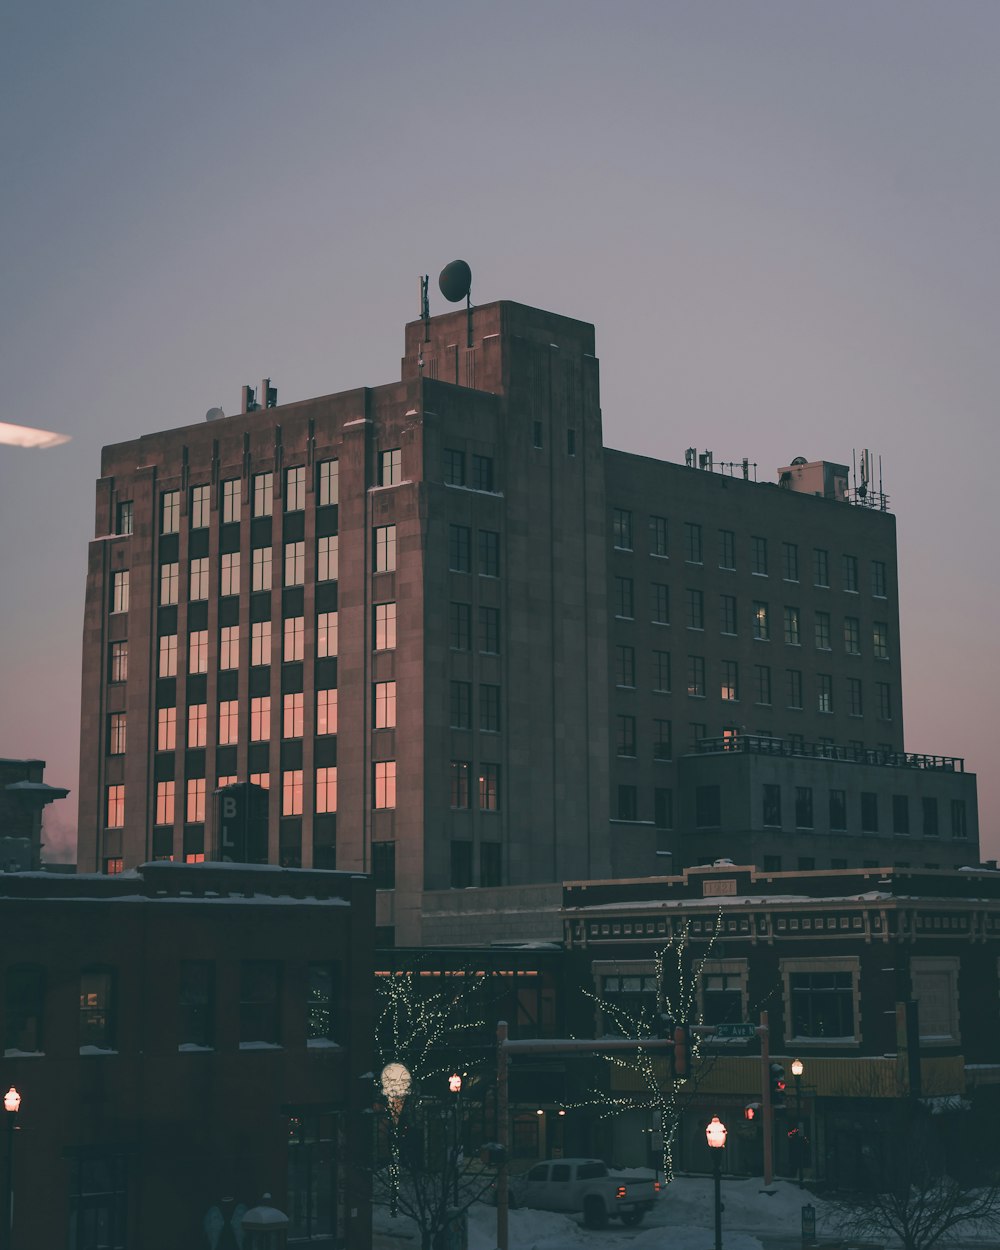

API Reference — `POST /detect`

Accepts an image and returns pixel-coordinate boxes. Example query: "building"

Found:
[0,863,374,1248]
[76,295,979,945]
[0,756,69,871]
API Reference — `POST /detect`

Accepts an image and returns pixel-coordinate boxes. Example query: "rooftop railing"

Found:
[691,734,964,773]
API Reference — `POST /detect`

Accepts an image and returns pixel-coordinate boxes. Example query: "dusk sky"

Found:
[2,2,997,861]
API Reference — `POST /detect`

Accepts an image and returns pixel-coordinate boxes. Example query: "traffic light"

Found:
[770,1062,787,1107]
[744,1102,761,1122]
[672,1023,691,1079]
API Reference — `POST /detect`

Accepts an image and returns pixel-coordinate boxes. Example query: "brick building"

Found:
[76,297,979,945]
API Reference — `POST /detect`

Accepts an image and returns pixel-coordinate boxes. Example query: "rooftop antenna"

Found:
[439,259,473,348]
[419,274,430,342]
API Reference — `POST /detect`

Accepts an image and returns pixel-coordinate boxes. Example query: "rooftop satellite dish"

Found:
[205,407,225,422]
[791,456,807,465]
[439,259,472,303]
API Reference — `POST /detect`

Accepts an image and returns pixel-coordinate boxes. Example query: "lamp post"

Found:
[449,1073,462,1205]
[380,1063,412,1218]
[705,1116,727,1250]
[791,1059,804,1188]
[3,1087,20,1250]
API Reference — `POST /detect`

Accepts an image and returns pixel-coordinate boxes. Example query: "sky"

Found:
[1,2,997,861]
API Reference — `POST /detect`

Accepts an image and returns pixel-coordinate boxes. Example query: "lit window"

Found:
[317,688,337,736]
[317,611,338,659]
[155,780,174,825]
[219,700,239,746]
[221,552,240,597]
[222,478,241,524]
[284,541,305,587]
[615,645,635,687]
[374,761,396,810]
[719,594,737,635]
[479,763,500,811]
[813,547,829,587]
[443,449,465,486]
[753,601,770,641]
[873,621,889,659]
[250,696,271,741]
[111,570,130,614]
[220,625,239,670]
[106,785,125,828]
[187,778,206,823]
[871,560,887,597]
[815,611,831,650]
[316,767,337,814]
[250,772,270,790]
[191,485,211,529]
[782,542,798,581]
[283,692,304,739]
[161,490,180,534]
[190,557,209,600]
[449,525,471,572]
[480,683,500,732]
[189,630,208,674]
[158,562,178,606]
[285,466,306,512]
[650,516,669,557]
[251,620,271,667]
[686,588,704,630]
[79,968,116,1049]
[612,508,633,550]
[157,706,176,751]
[116,501,133,536]
[318,459,339,506]
[783,606,800,646]
[687,655,706,698]
[253,472,273,518]
[818,674,833,714]
[683,522,702,563]
[374,681,396,729]
[379,448,402,486]
[284,616,304,662]
[844,616,860,654]
[282,769,303,815]
[252,546,272,592]
[653,650,671,692]
[614,576,634,618]
[109,640,128,683]
[450,760,470,808]
[651,583,669,624]
[751,536,768,576]
[472,454,494,491]
[318,535,338,582]
[217,776,237,790]
[188,703,207,748]
[374,524,397,572]
[374,603,396,650]
[478,530,499,577]
[107,712,126,756]
[159,634,178,677]
[721,660,739,701]
[616,715,636,756]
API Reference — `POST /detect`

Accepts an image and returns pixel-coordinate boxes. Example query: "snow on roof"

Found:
[565,891,892,913]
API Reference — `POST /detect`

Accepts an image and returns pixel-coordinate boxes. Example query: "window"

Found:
[653,718,672,760]
[827,790,847,834]
[481,841,502,887]
[687,655,706,697]
[282,769,303,816]
[374,681,396,729]
[718,529,735,570]
[314,534,337,583]
[253,472,274,517]
[218,551,240,597]
[784,959,858,1040]
[69,1152,128,1247]
[654,787,673,829]
[250,772,270,790]
[156,561,178,607]
[751,536,768,575]
[783,606,800,645]
[754,664,772,704]
[813,547,829,588]
[190,484,210,529]
[188,703,207,748]
[653,650,671,692]
[815,611,831,650]
[695,785,721,828]
[450,760,470,808]
[533,421,543,448]
[617,785,637,821]
[783,668,802,709]
[450,681,471,729]
[252,546,272,592]
[922,796,939,838]
[178,961,214,1049]
[683,522,702,563]
[220,624,239,671]
[612,508,633,549]
[186,778,206,823]
[218,478,240,525]
[318,459,339,506]
[861,792,879,832]
[110,640,128,683]
[449,602,471,650]
[873,621,889,659]
[876,682,892,720]
[449,840,473,888]
[753,600,770,641]
[317,689,337,737]
[316,766,337,813]
[566,429,576,456]
[374,761,396,809]
[449,524,471,572]
[159,634,178,677]
[80,969,115,1048]
[685,588,704,630]
[306,963,336,1043]
[161,489,180,533]
[479,763,500,811]
[719,594,737,635]
[616,715,636,756]
[615,576,634,618]
[286,465,306,511]
[472,454,494,491]
[615,645,635,687]
[284,541,305,587]
[312,610,336,659]
[108,712,126,756]
[372,841,395,889]
[111,570,130,614]
[892,794,910,835]
[795,786,814,829]
[818,674,833,714]
[479,530,500,577]
[443,448,465,485]
[374,524,396,572]
[240,961,280,1045]
[951,799,968,839]
[842,554,859,593]
[251,620,271,666]
[116,500,133,535]
[782,542,799,581]
[650,583,670,625]
[219,700,239,746]
[701,962,747,1027]
[250,696,271,742]
[763,784,782,827]
[480,684,500,733]
[6,965,45,1052]
[375,602,396,650]
[690,722,707,751]
[189,630,208,674]
[479,606,499,653]
[190,557,209,600]
[379,448,401,486]
[721,660,739,701]
[283,692,304,739]
[910,956,960,1044]
[871,559,887,597]
[106,785,124,829]
[284,616,304,662]
[650,516,669,557]
[844,616,860,655]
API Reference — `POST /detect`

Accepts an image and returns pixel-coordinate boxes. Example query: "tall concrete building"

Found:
[78,297,979,943]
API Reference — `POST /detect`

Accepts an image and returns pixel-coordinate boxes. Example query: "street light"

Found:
[449,1073,462,1205]
[4,1087,20,1250]
[791,1059,805,1188]
[380,1063,411,1219]
[705,1116,727,1250]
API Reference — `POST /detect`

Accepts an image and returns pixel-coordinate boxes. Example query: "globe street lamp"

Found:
[3,1087,20,1250]
[705,1116,727,1250]
[380,1063,412,1219]
[791,1059,805,1188]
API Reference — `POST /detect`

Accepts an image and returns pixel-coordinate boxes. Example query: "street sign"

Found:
[714,1023,757,1038]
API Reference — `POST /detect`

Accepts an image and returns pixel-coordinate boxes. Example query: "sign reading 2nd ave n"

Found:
[713,1023,757,1038]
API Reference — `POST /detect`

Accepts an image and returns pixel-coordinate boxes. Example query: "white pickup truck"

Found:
[509,1158,660,1228]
